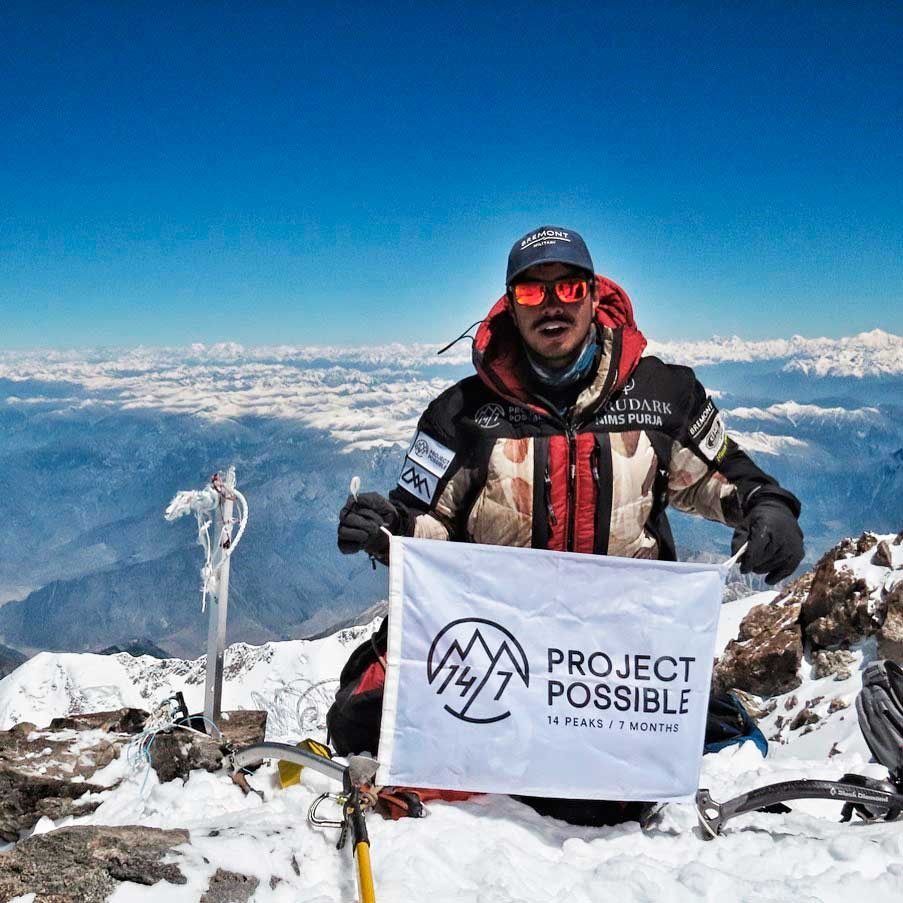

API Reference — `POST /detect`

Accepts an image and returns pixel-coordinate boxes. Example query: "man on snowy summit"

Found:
[332,225,804,822]
[339,225,802,571]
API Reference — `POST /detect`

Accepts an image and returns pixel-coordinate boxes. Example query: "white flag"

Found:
[377,537,728,802]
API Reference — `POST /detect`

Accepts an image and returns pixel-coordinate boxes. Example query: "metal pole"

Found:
[204,466,236,728]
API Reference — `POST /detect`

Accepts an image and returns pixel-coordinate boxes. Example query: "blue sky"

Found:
[2,2,901,349]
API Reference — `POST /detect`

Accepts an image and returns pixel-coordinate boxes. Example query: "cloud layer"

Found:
[2,329,900,450]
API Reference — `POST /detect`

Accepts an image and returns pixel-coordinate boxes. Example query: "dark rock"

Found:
[799,547,874,648]
[789,708,820,731]
[877,582,903,663]
[805,696,824,708]
[737,600,800,641]
[149,710,267,783]
[855,532,880,555]
[714,602,802,697]
[873,540,895,569]
[200,867,260,903]
[812,650,855,680]
[0,825,189,901]
[730,689,776,721]
[829,742,842,757]
[0,770,106,843]
[48,707,148,735]
[0,708,148,841]
[785,695,798,711]
[828,697,850,713]
[772,568,816,607]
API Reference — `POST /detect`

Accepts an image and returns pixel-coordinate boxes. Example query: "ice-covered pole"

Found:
[165,465,248,730]
[204,466,236,726]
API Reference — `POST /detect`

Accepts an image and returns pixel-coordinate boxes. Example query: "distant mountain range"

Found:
[98,638,171,658]
[0,643,26,679]
[0,333,899,657]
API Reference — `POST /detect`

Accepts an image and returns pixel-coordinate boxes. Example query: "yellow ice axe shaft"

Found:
[355,841,376,903]
[228,739,378,901]
[347,788,376,903]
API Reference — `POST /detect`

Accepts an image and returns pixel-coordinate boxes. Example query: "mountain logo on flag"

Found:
[426,618,530,723]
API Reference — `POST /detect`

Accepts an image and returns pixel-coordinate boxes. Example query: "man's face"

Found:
[509,262,598,368]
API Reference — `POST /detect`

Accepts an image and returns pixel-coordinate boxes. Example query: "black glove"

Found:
[731,498,804,584]
[337,492,399,558]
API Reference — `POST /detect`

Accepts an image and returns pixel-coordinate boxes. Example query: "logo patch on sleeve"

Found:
[398,459,438,504]
[698,414,728,463]
[406,431,454,477]
[690,398,729,464]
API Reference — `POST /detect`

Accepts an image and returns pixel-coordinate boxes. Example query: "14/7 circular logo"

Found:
[474,403,505,429]
[426,618,529,723]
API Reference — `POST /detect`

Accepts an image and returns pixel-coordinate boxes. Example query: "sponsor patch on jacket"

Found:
[474,403,506,429]
[398,459,438,505]
[406,431,454,477]
[689,398,729,464]
[474,403,543,429]
[397,431,454,504]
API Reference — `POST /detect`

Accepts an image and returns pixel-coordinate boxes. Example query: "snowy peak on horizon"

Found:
[647,328,902,377]
[0,617,384,735]
[726,401,883,424]
[3,327,902,375]
[1,329,900,453]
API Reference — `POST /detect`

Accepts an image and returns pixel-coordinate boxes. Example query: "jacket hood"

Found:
[472,274,648,414]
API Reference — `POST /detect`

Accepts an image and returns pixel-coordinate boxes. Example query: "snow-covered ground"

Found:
[3,541,903,901]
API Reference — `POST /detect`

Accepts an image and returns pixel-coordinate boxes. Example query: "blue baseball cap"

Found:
[506,226,594,284]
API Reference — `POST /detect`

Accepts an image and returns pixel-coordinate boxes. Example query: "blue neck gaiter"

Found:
[524,326,599,389]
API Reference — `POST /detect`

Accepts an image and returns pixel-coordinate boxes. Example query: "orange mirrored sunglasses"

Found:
[509,278,590,307]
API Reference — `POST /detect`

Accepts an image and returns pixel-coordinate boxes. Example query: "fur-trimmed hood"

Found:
[471,275,647,417]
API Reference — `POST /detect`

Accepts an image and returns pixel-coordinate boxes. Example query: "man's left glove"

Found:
[337,492,399,559]
[731,498,804,585]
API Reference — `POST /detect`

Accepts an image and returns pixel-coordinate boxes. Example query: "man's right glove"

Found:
[337,492,399,559]
[731,498,804,585]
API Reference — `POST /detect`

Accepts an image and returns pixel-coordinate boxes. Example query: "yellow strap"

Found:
[277,739,333,789]
[354,842,376,903]
[302,739,332,759]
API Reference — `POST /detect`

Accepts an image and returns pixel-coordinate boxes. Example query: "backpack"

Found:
[704,691,768,756]
[326,618,388,756]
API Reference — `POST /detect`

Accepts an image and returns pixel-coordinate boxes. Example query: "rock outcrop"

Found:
[811,649,855,680]
[715,530,903,699]
[0,708,148,843]
[0,707,267,841]
[200,867,261,903]
[799,546,873,647]
[714,600,803,696]
[149,709,267,783]
[877,581,903,661]
[0,825,191,902]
